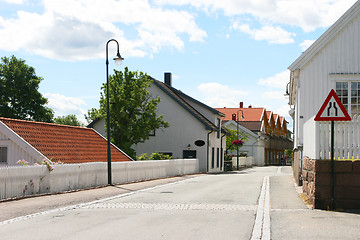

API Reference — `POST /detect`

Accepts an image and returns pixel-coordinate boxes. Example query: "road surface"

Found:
[1,166,359,239]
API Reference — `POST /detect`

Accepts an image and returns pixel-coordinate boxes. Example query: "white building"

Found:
[216,105,292,166]
[222,120,266,166]
[287,1,360,184]
[90,73,226,173]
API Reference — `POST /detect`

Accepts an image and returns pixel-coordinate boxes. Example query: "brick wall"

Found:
[303,157,360,210]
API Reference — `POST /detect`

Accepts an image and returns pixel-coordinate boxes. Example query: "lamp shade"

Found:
[114,52,124,66]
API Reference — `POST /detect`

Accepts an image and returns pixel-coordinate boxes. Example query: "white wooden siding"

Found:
[0,131,39,166]
[298,12,360,157]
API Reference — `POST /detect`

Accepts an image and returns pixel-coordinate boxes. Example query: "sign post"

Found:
[314,89,351,210]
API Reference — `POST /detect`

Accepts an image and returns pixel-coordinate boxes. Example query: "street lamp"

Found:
[106,39,124,185]
[237,110,244,170]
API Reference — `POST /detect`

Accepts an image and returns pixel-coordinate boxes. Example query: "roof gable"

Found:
[152,79,219,131]
[289,1,360,70]
[0,117,132,163]
[215,107,265,122]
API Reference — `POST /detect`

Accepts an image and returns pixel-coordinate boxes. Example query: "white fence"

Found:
[318,116,360,159]
[0,159,199,201]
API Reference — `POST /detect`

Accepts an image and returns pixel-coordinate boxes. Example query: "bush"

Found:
[136,152,173,160]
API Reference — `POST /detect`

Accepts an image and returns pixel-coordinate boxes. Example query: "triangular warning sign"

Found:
[314,89,351,121]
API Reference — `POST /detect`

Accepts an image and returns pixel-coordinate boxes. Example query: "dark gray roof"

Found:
[152,79,222,131]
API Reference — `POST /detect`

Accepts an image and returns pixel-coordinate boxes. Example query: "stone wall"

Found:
[302,157,360,210]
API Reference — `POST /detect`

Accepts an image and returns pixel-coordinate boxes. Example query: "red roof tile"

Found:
[0,117,132,163]
[215,107,265,122]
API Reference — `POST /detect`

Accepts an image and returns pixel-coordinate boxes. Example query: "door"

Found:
[183,150,196,159]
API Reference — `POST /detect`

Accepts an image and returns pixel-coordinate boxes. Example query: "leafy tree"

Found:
[85,108,101,124]
[95,67,169,158]
[225,127,248,156]
[54,114,83,127]
[0,56,53,122]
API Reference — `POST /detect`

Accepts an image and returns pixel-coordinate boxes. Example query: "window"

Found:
[149,129,155,136]
[0,147,7,163]
[220,148,223,169]
[336,82,360,117]
[216,148,219,168]
[217,118,221,138]
[211,147,215,168]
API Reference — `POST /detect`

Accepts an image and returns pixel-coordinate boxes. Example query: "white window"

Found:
[0,147,7,163]
[336,81,360,117]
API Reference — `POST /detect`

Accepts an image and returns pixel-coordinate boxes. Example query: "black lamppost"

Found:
[236,110,244,170]
[106,39,124,185]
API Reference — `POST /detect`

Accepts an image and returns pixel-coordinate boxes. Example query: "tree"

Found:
[94,67,169,158]
[225,127,248,156]
[54,114,83,127]
[0,56,53,122]
[85,108,101,124]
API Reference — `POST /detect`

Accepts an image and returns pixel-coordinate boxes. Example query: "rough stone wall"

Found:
[303,157,360,210]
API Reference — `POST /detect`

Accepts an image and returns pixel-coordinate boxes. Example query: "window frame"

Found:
[0,146,8,164]
[331,74,360,118]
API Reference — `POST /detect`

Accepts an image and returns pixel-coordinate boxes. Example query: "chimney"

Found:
[239,102,244,108]
[164,72,172,86]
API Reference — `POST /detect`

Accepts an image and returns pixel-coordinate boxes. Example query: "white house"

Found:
[90,73,227,173]
[287,1,360,184]
[0,117,132,166]
[216,105,292,166]
[222,120,266,166]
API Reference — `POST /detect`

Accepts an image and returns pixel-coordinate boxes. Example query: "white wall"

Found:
[0,159,199,200]
[134,83,223,172]
[0,124,45,167]
[303,116,319,159]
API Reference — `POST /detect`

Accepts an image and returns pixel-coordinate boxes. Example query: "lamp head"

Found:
[114,52,124,66]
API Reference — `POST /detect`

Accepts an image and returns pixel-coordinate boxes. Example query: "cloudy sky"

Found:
[0,0,357,126]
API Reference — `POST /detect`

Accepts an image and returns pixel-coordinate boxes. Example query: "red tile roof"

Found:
[0,117,132,163]
[215,107,265,122]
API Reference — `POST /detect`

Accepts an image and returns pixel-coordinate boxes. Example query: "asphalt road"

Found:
[1,166,359,240]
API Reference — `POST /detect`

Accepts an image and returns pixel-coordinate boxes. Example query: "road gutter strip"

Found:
[251,176,270,240]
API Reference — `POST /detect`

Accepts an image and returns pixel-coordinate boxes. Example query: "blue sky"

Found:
[0,0,357,127]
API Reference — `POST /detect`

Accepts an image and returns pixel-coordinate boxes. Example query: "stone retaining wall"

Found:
[302,157,360,210]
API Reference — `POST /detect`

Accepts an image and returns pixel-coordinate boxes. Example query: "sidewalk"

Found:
[0,174,201,222]
[270,166,360,240]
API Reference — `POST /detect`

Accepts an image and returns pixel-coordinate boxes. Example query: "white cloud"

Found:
[156,0,357,32]
[197,82,249,108]
[0,0,206,61]
[258,70,290,89]
[300,39,316,51]
[44,93,87,122]
[233,23,295,44]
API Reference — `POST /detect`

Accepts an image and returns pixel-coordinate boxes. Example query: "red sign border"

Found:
[314,89,351,121]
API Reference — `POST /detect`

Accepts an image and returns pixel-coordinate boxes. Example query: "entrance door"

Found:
[183,150,196,159]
